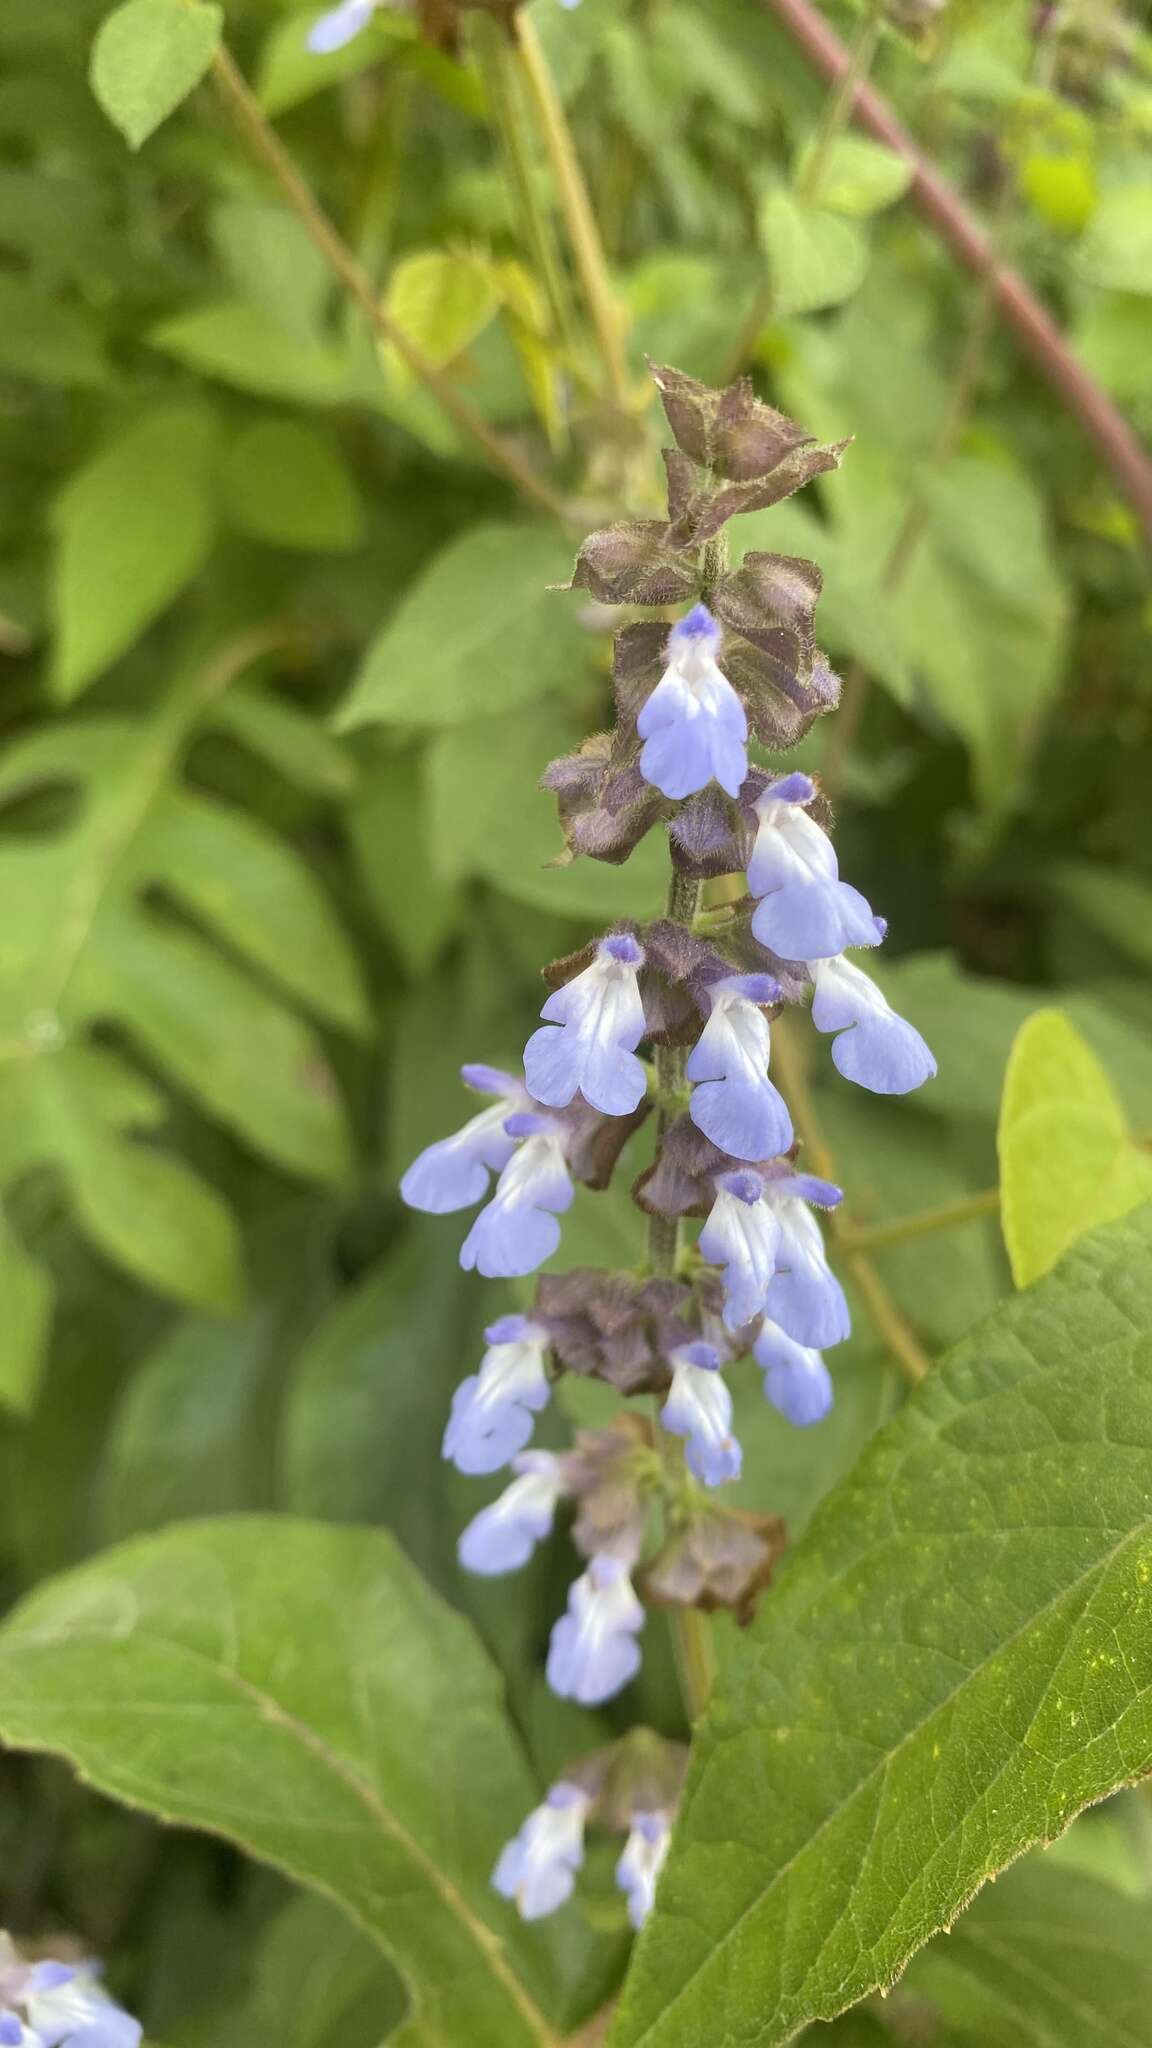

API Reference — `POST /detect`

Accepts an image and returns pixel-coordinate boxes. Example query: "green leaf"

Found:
[346,748,459,974]
[336,524,587,732]
[65,1131,244,1314]
[758,188,868,316]
[50,403,218,699]
[90,0,222,150]
[205,690,355,801]
[183,1892,406,2048]
[793,135,914,217]
[1077,188,1152,295]
[0,1516,571,2047]
[611,1207,1152,2048]
[382,248,501,384]
[998,1010,1152,1289]
[149,302,357,408]
[903,1860,1152,2045]
[426,696,668,921]
[1054,864,1152,973]
[222,419,365,553]
[0,644,357,1324]
[0,273,113,389]
[0,1213,53,1416]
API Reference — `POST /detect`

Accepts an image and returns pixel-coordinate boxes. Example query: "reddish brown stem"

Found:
[758,0,1152,551]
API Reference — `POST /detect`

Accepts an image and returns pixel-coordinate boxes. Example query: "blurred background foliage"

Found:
[1,0,1151,2037]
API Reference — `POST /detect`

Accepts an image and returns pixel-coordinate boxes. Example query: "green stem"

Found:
[649,865,717,1724]
[516,14,631,412]
[841,1186,1001,1252]
[473,16,581,383]
[796,0,884,205]
[209,43,573,524]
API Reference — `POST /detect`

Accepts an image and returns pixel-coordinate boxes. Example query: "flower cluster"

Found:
[399,363,936,1930]
[0,1935,140,2048]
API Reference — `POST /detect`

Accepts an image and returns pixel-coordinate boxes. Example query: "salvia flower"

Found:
[765,1175,851,1350]
[810,954,937,1095]
[0,1937,141,2048]
[748,774,884,961]
[686,973,792,1162]
[753,1318,834,1425]
[457,1451,566,1574]
[400,1064,525,1214]
[306,0,380,53]
[442,1316,551,1475]
[492,1783,590,1922]
[697,1170,783,1330]
[459,1113,573,1277]
[660,1342,741,1486]
[547,1554,645,1705]
[616,1811,672,1929]
[524,933,648,1117]
[637,605,748,801]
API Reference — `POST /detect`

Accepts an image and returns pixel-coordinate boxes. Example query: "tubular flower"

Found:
[686,973,792,1162]
[748,774,883,961]
[753,1317,834,1425]
[763,1173,851,1350]
[637,605,748,801]
[442,1317,551,1476]
[492,1783,590,1922]
[524,933,648,1117]
[400,1064,526,1214]
[459,1113,574,1278]
[660,1342,742,1486]
[697,1170,783,1331]
[457,1452,567,1574]
[810,954,937,1095]
[615,1812,672,1930]
[547,1554,646,1705]
[0,1938,141,2048]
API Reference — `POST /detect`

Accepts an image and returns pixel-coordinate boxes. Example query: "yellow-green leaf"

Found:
[90,0,223,151]
[998,1009,1152,1288]
[381,249,500,386]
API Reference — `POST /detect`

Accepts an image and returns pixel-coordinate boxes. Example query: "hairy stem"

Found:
[771,1015,932,1384]
[210,44,572,523]
[649,866,717,1723]
[516,15,632,412]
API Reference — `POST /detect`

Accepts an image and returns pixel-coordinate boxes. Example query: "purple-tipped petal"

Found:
[749,787,882,962]
[687,979,794,1164]
[616,1812,671,1930]
[459,1131,574,1279]
[661,1347,741,1486]
[525,936,648,1117]
[699,1175,780,1330]
[492,1783,589,1922]
[637,608,748,800]
[400,1070,524,1214]
[458,1454,564,1574]
[442,1324,551,1475]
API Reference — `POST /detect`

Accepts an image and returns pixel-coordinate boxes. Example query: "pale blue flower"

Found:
[686,973,792,1162]
[615,1812,671,1930]
[400,1065,526,1214]
[492,1783,590,1922]
[547,1555,645,1705]
[810,955,937,1095]
[457,1452,565,1574]
[660,1342,741,1486]
[0,1940,141,2048]
[697,1170,782,1331]
[442,1316,551,1475]
[749,774,883,961]
[524,933,648,1117]
[306,0,377,53]
[637,605,748,801]
[753,1318,833,1425]
[459,1113,574,1278]
[764,1177,850,1350]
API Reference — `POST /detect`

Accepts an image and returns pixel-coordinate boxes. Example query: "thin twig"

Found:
[771,1016,933,1385]
[210,44,572,523]
[516,15,632,413]
[841,1186,1001,1253]
[757,0,1152,550]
